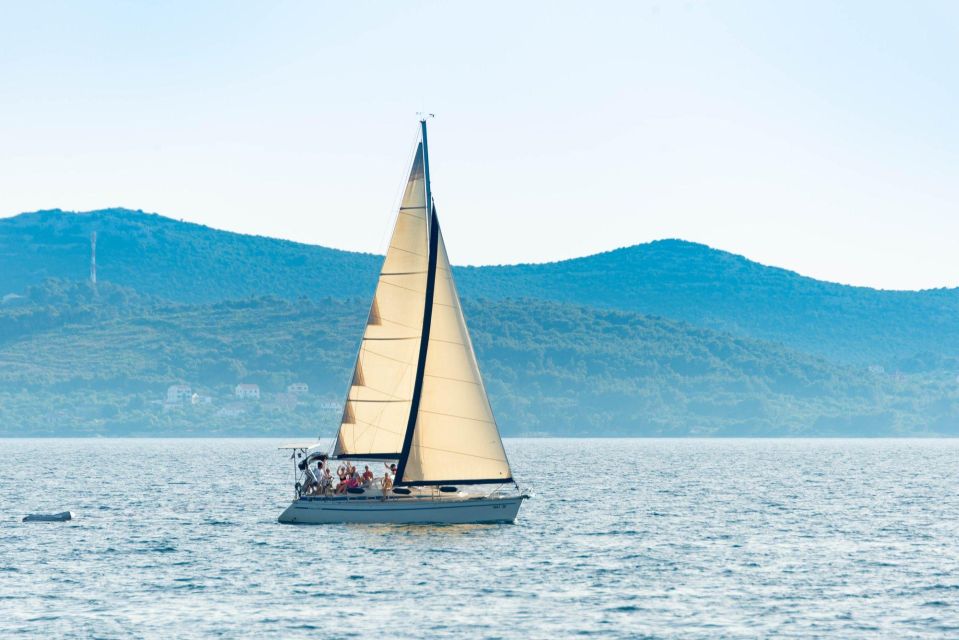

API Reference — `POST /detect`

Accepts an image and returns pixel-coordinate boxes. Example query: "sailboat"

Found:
[278,119,529,524]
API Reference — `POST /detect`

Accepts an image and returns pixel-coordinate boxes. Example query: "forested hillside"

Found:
[2,209,958,367]
[456,241,959,367]
[0,280,956,436]
[0,209,379,302]
[1,209,958,436]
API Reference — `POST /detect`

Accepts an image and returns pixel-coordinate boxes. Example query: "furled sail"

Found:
[333,145,428,458]
[395,215,513,485]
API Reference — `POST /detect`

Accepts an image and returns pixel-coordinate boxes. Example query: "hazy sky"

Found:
[1,1,957,290]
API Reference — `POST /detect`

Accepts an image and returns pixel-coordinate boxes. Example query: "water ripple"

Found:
[0,438,957,638]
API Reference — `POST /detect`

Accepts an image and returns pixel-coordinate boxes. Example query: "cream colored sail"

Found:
[334,145,428,457]
[399,219,513,484]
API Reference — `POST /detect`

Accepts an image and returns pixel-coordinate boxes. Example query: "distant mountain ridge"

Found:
[2,208,957,368]
[0,208,380,302]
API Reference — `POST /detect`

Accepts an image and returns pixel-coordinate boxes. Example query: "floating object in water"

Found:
[22,511,73,523]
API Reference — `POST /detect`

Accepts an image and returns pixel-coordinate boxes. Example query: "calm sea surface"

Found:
[1,438,957,639]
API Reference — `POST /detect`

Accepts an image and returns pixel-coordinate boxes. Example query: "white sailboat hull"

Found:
[278,494,527,525]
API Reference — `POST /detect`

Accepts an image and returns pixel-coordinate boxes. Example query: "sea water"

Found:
[1,438,957,639]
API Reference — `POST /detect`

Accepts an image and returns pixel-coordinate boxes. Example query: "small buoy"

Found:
[22,511,73,523]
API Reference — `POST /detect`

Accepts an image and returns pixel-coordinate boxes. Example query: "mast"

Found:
[395,120,438,484]
[420,118,433,229]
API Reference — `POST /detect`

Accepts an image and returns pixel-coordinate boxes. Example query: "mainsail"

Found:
[333,121,513,486]
[333,145,428,458]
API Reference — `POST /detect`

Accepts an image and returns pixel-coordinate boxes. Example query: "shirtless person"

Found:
[381,471,393,500]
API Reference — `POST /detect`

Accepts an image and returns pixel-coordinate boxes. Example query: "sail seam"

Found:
[405,443,508,463]
[417,408,497,424]
[366,317,420,331]
[423,373,482,385]
[387,245,428,258]
[375,280,427,295]
[425,337,468,346]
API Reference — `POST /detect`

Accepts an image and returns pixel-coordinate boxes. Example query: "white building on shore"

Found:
[235,383,260,400]
[166,384,192,404]
[287,382,309,395]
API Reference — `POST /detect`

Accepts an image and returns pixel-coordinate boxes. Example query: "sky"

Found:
[1,1,957,290]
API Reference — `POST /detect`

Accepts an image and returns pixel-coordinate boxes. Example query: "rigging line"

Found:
[350,378,411,399]
[361,382,408,451]
[341,417,404,437]
[361,347,419,367]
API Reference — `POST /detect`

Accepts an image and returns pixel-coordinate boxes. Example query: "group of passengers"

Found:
[302,460,395,498]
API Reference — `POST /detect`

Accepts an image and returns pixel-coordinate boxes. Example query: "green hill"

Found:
[455,241,959,367]
[0,280,956,436]
[0,208,379,302]
[1,208,958,436]
[2,209,958,367]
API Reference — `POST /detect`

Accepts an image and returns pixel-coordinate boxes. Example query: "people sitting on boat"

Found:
[362,465,375,487]
[346,473,359,490]
[319,467,333,495]
[381,471,393,499]
[384,462,397,477]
